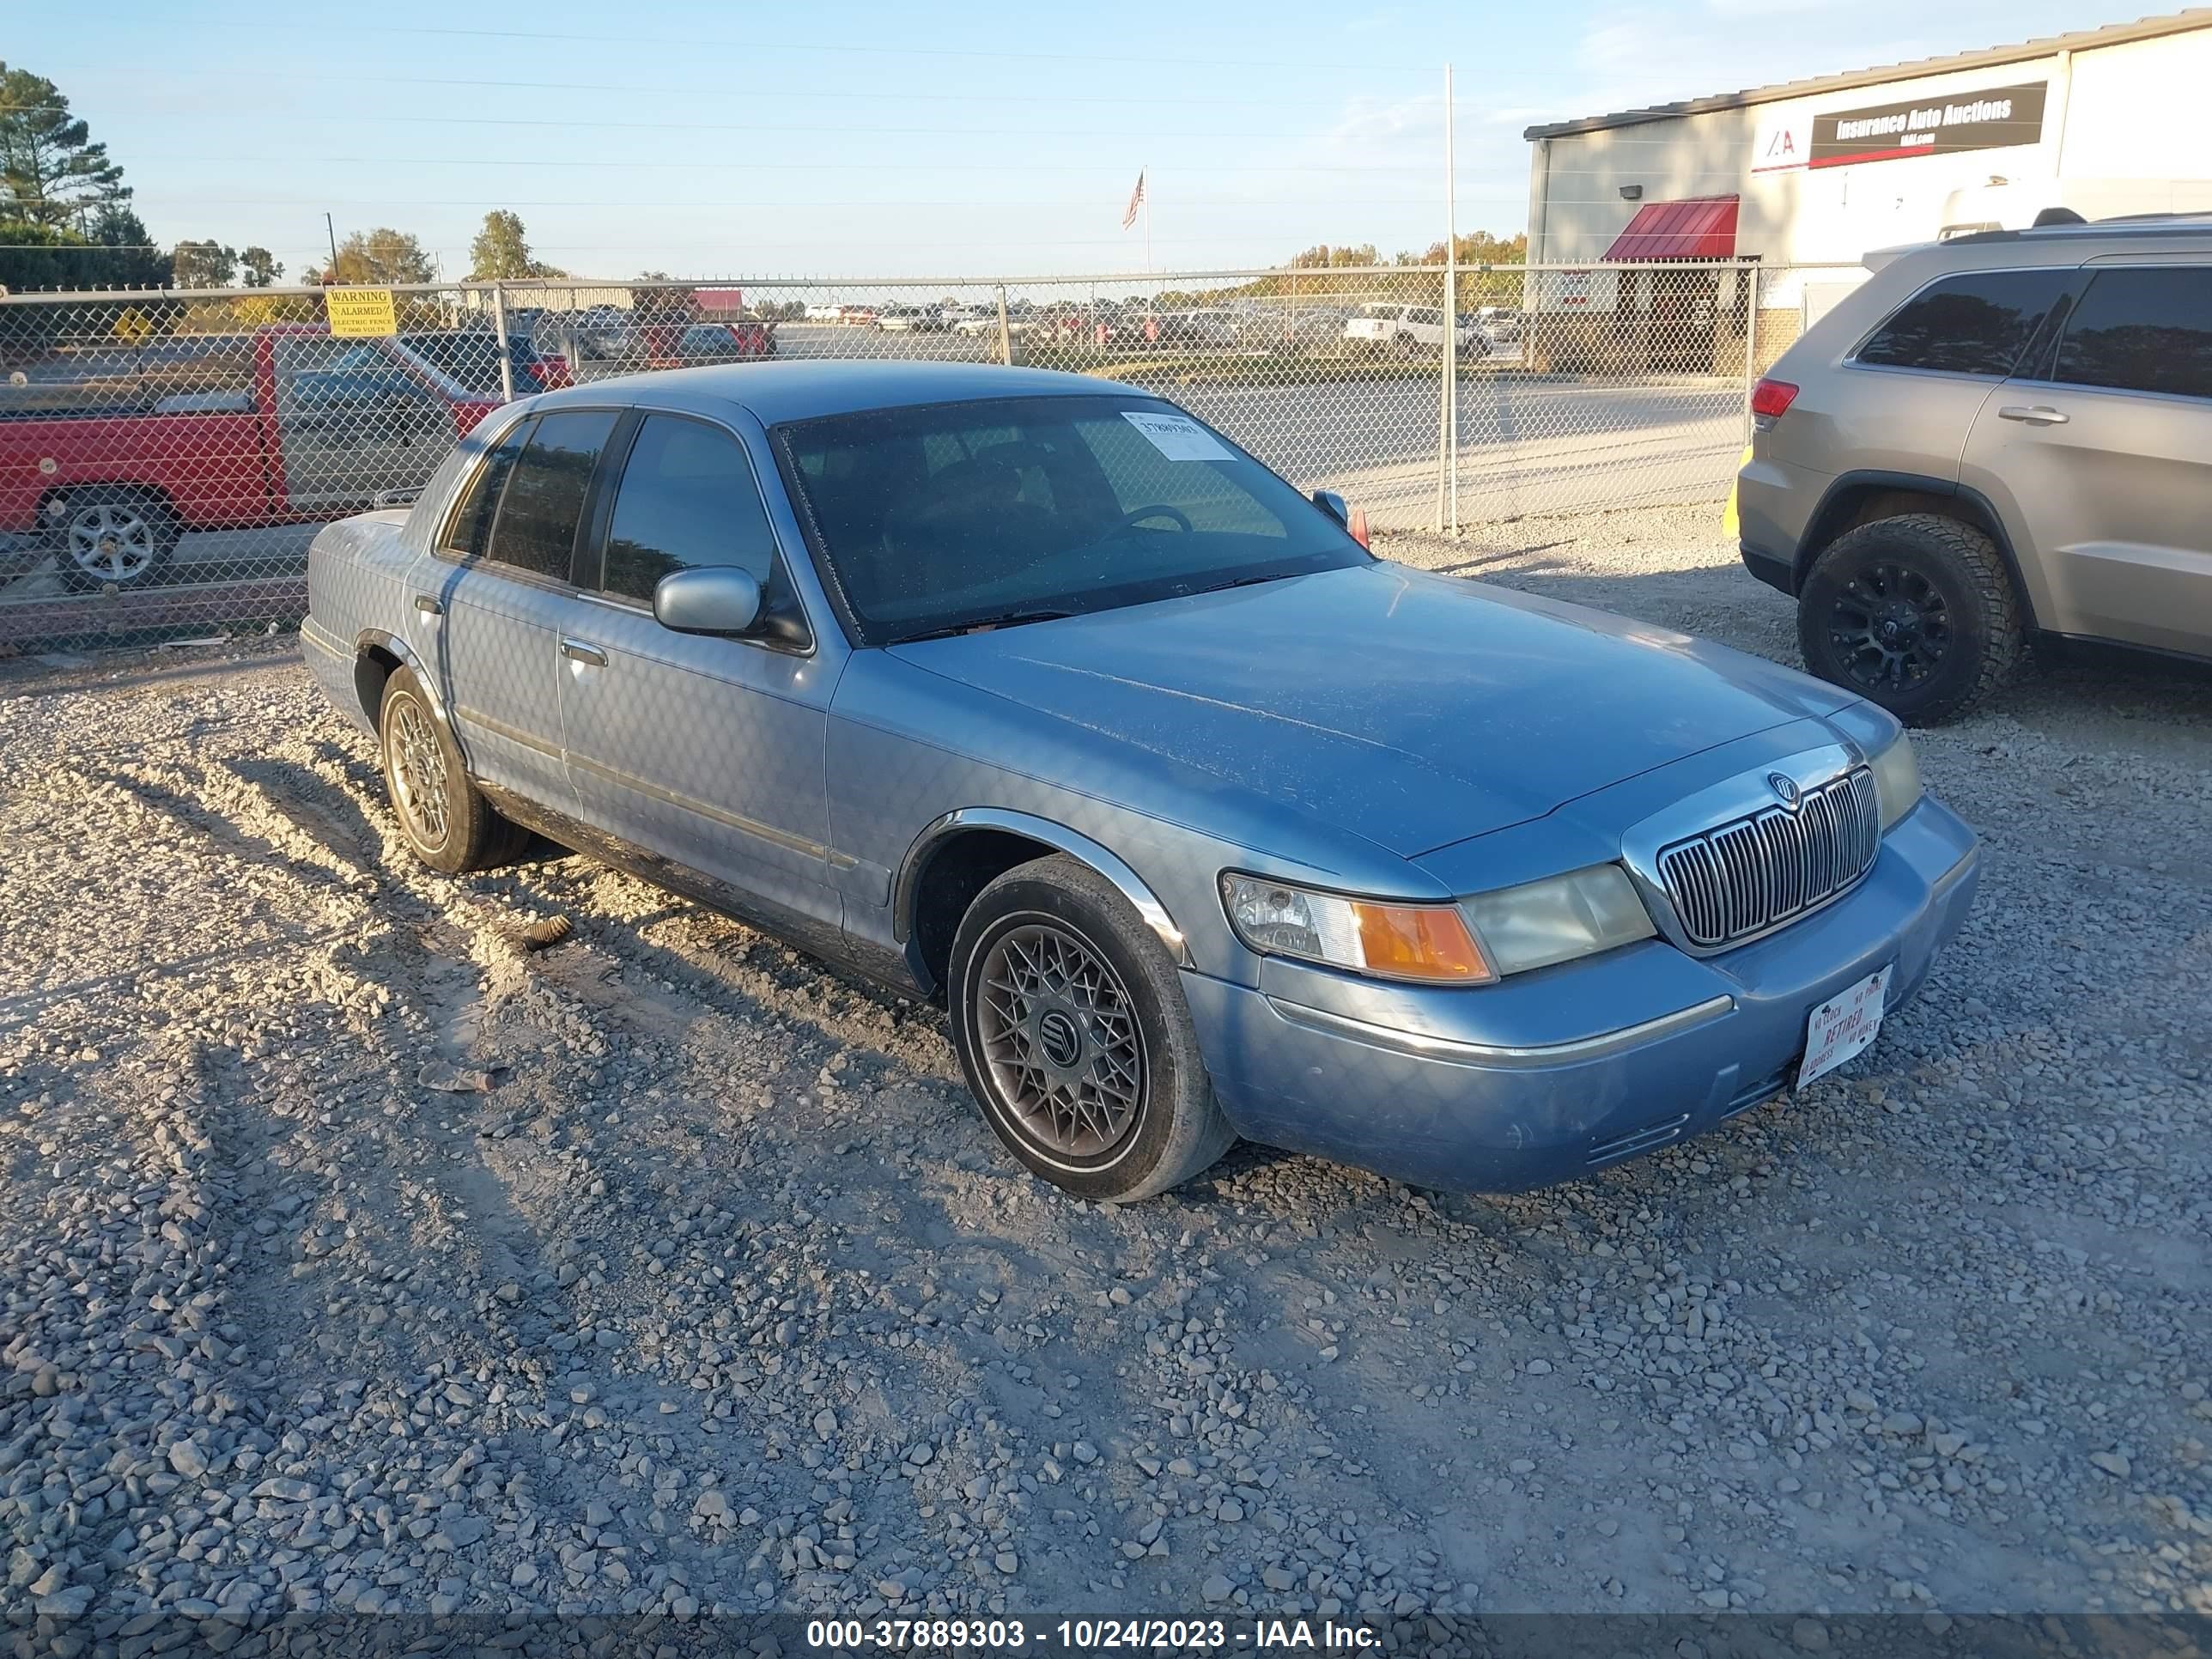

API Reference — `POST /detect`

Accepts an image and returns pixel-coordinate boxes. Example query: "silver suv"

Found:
[1735,216,2212,724]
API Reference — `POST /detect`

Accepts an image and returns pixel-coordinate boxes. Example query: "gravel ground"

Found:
[3,507,2209,1638]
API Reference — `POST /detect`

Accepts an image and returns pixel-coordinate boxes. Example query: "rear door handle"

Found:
[560,639,608,667]
[1997,404,2069,426]
[413,593,442,615]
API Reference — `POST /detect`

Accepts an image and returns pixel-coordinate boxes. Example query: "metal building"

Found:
[1518,9,2212,372]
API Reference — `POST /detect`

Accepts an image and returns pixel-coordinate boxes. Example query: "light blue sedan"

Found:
[301,362,1978,1201]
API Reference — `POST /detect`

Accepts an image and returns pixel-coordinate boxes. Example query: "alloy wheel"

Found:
[1826,561,1952,692]
[65,503,157,583]
[387,697,451,847]
[973,921,1146,1160]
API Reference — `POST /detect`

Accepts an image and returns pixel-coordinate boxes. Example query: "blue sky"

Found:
[12,0,2142,281]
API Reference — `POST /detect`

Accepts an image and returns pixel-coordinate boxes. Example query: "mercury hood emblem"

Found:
[1768,772,1802,807]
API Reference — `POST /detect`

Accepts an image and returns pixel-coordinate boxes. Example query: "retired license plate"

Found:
[1796,965,1890,1090]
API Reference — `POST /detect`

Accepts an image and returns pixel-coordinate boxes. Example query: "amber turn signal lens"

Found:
[1352,902,1492,982]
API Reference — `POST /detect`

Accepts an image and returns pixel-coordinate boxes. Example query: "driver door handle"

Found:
[560,639,608,667]
[412,593,441,616]
[1997,404,2069,426]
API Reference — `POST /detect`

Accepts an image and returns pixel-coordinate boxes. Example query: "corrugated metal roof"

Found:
[1602,196,1740,260]
[1523,9,2212,141]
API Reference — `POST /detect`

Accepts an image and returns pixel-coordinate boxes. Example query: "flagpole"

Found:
[1143,162,1152,273]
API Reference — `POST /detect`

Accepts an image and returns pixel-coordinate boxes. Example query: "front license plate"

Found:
[1796,965,1890,1090]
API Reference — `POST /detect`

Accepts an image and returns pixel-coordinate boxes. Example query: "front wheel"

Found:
[948,855,1235,1202]
[1797,514,2025,726]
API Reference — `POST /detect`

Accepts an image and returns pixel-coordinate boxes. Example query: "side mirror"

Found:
[654,566,763,636]
[1312,489,1370,549]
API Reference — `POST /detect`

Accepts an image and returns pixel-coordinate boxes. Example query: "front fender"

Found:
[894,807,1192,965]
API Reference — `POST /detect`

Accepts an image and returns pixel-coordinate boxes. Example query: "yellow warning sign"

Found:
[326,287,398,337]
[112,307,155,344]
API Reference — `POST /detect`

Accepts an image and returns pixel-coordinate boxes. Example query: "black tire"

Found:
[948,854,1235,1203]
[1797,513,2025,726]
[51,487,179,592]
[375,665,530,874]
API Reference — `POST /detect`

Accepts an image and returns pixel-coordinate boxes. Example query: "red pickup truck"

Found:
[1,325,501,592]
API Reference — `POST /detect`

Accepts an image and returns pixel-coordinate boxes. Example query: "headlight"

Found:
[1462,865,1656,976]
[1219,874,1494,984]
[1869,731,1923,830]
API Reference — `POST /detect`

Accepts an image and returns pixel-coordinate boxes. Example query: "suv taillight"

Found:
[1750,378,1799,422]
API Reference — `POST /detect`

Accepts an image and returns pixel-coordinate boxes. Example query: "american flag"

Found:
[1121,170,1146,230]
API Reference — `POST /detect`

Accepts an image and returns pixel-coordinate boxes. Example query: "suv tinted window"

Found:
[1856,269,2067,376]
[486,410,618,580]
[2052,266,2212,399]
[442,418,532,558]
[601,415,781,602]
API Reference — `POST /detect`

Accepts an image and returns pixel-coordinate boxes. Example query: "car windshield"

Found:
[777,393,1370,644]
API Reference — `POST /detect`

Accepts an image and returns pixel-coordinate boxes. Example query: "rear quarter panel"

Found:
[302,509,428,730]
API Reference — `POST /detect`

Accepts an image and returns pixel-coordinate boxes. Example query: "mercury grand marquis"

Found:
[301,361,1979,1202]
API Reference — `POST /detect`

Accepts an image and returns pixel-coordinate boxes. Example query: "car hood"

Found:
[887,562,1855,858]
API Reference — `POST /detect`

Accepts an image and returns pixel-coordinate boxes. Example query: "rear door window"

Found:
[441,418,532,558]
[2051,265,2212,400]
[1854,269,2069,377]
[484,410,619,580]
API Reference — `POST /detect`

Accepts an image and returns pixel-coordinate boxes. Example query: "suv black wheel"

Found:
[376,665,531,874]
[1798,513,2025,726]
[948,854,1235,1202]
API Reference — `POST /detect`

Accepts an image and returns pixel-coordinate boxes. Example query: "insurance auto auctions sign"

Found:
[1808,81,2046,169]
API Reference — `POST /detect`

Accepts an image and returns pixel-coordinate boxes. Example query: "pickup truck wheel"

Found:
[53,489,179,592]
[949,854,1235,1203]
[376,665,530,874]
[1797,514,2024,726]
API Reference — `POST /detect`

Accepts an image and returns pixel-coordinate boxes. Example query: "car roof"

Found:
[531,359,1163,424]
[1869,216,2212,273]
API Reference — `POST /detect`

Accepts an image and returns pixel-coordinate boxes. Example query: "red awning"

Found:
[1602,195,1740,261]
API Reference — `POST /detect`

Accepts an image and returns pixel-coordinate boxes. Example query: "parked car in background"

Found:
[877,306,949,333]
[648,321,776,367]
[0,325,500,591]
[1145,309,1237,349]
[301,360,1976,1205]
[403,330,573,396]
[1341,302,1483,356]
[1476,306,1523,343]
[1736,214,2212,724]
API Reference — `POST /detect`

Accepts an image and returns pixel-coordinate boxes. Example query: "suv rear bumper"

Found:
[1739,539,1795,595]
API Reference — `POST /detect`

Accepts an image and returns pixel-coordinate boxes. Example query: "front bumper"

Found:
[1183,797,1979,1193]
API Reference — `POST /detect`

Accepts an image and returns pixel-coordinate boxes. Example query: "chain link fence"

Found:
[0,261,1865,656]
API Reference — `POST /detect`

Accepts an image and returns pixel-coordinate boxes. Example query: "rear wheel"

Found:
[1797,514,2025,726]
[52,488,179,592]
[948,855,1235,1202]
[376,665,530,873]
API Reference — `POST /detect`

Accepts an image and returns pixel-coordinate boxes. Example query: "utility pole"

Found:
[325,213,340,281]
[1444,62,1460,535]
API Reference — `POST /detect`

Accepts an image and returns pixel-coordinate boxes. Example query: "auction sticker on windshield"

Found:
[1123,410,1235,462]
[1796,965,1887,1089]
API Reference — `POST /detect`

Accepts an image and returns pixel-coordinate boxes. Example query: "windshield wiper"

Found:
[1177,571,1296,599]
[894,608,1073,644]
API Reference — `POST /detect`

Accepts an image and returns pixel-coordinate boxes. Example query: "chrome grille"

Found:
[1656,768,1881,949]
